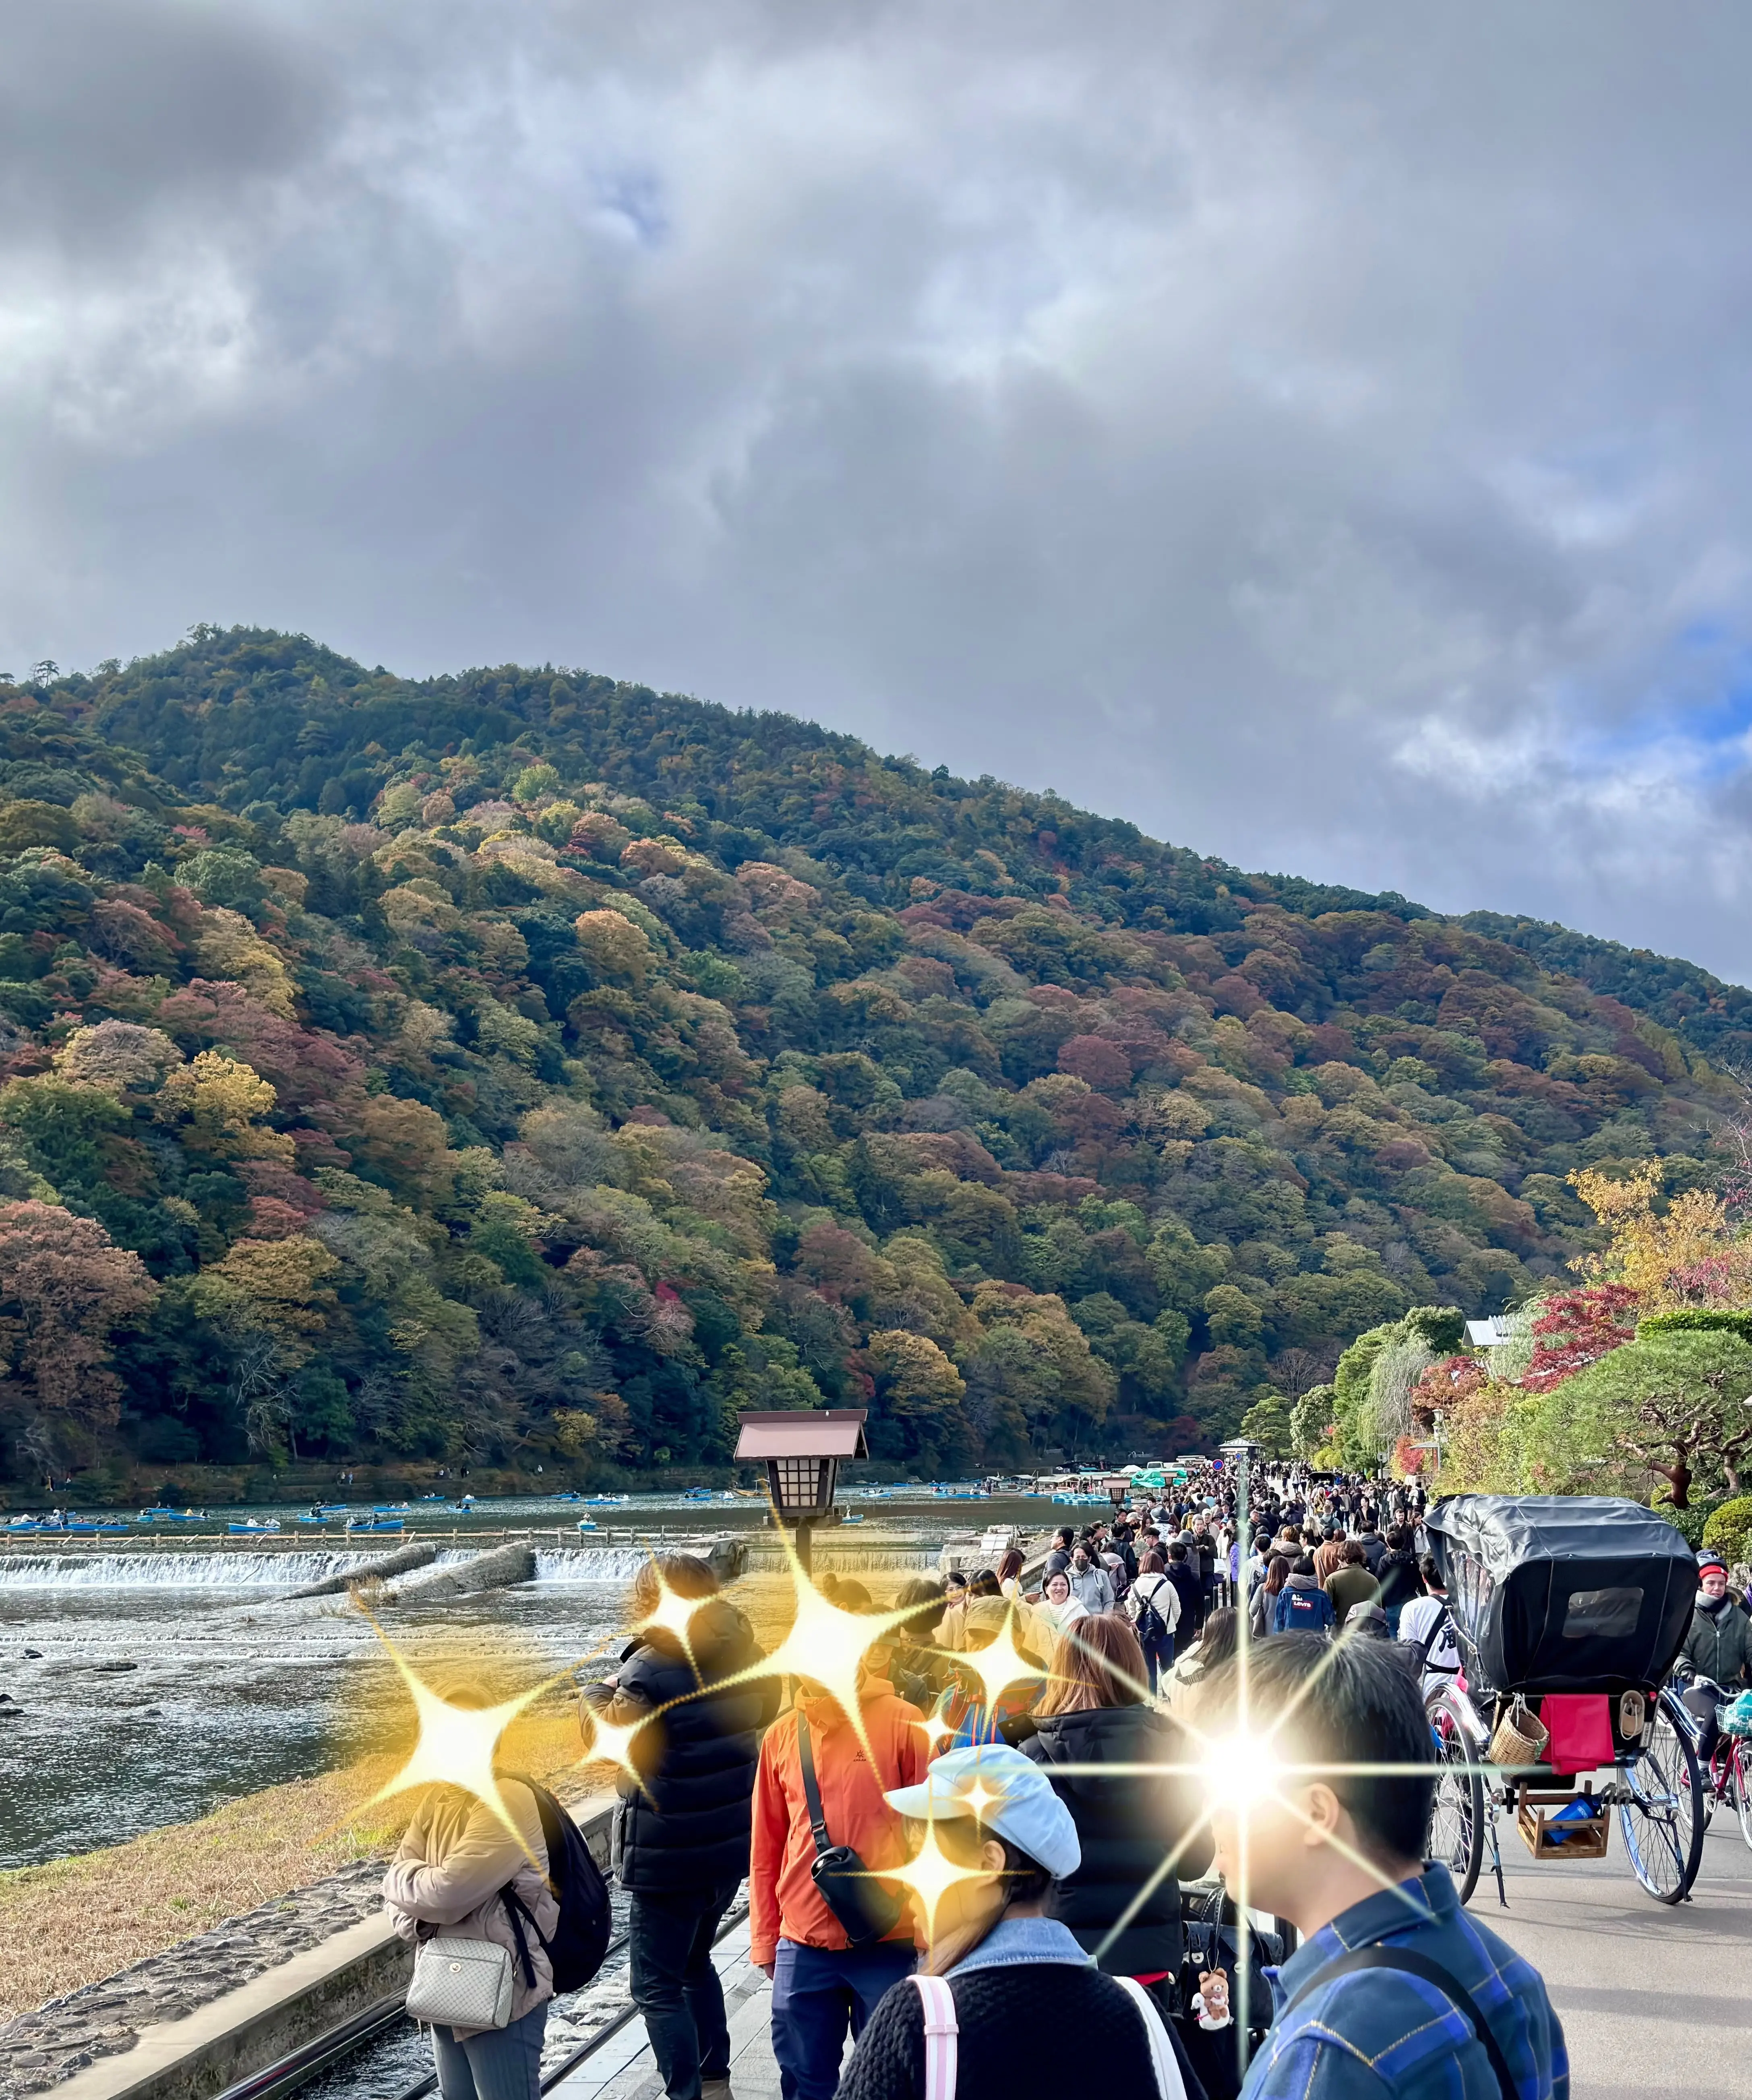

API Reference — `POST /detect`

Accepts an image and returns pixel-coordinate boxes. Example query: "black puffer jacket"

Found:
[1376,1548,1422,1612]
[1022,1704,1213,1975]
[586,1597,776,1893]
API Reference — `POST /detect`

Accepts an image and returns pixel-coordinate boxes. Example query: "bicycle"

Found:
[1676,1673,1752,1852]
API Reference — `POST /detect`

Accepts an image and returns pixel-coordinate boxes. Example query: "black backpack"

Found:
[501,1777,614,1996]
[1133,1580,1169,1645]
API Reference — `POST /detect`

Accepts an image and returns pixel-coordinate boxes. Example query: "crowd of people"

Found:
[379,1463,1570,2100]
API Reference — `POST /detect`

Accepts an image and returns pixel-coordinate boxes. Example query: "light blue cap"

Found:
[884,1743,1081,1881]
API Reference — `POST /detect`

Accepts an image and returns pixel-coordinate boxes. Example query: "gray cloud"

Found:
[6,0,1752,977]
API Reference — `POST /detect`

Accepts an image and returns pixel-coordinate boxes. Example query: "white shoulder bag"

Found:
[908,1972,1186,2100]
[405,1934,516,2030]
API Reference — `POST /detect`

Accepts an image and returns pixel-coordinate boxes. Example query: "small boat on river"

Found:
[347,1516,405,1533]
[228,1519,281,1535]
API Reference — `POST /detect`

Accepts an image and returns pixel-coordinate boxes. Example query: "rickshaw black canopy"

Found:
[1425,1495,1695,1694]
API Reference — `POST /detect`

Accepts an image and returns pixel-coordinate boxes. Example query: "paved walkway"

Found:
[1479,1800,1752,2100]
[549,1920,782,2100]
[550,1806,1752,2100]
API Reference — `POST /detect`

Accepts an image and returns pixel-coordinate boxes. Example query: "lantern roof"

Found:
[734,1409,869,1460]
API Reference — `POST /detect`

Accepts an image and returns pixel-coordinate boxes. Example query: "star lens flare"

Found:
[1202,1731,1282,1810]
[712,1525,919,1758]
[959,1605,1042,1714]
[360,1626,551,1846]
[914,1700,958,1751]
[577,1704,657,1792]
[886,1811,987,1945]
[631,1561,711,1675]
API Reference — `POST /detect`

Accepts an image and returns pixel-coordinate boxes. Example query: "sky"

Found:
[5,0,1752,981]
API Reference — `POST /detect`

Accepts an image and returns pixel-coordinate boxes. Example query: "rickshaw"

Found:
[1420,1494,1706,1906]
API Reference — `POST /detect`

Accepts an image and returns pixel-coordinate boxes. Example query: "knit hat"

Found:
[1698,1549,1728,1576]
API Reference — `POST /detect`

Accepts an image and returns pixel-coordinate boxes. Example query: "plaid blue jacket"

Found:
[1239,1866,1568,2100]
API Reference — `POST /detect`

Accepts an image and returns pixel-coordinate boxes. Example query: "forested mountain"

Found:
[0,625,1737,1490]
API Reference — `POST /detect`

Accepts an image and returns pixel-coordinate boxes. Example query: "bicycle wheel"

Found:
[1426,1688,1485,1905]
[1733,1741,1752,1852]
[1620,1694,1706,1903]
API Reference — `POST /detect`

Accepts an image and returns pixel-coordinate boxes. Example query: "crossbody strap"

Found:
[908,1975,959,2100]
[1415,1603,1457,1672]
[1285,1947,1518,2100]
[499,1887,541,1988]
[1115,1977,1188,2100]
[795,1713,834,1858]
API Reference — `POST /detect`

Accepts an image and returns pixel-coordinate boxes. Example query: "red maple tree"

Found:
[1521,1284,1640,1392]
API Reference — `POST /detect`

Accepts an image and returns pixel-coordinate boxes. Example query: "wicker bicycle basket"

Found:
[1488,1696,1550,1770]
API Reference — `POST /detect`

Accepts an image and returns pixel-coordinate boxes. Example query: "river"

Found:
[0,1489,1055,1866]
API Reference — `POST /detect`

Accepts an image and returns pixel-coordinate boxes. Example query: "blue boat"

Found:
[228,1519,281,1535]
[575,1517,600,1533]
[347,1517,404,1533]
[582,1496,627,1507]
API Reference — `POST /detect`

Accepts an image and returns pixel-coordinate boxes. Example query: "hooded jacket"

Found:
[1274,1573,1336,1635]
[382,1780,558,2037]
[749,1676,927,1964]
[1067,1561,1116,1613]
[584,1595,777,1893]
[1680,1593,1752,1688]
[1022,1704,1214,1975]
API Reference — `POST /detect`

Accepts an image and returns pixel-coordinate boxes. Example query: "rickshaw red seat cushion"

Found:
[1542,1693,1614,1774]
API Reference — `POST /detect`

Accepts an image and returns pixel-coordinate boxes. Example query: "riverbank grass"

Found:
[0,1704,593,2024]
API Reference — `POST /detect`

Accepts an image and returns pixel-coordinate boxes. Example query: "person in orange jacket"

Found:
[750,1605,929,2100]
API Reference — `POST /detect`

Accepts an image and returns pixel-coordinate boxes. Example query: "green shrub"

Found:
[1638,1309,1752,1345]
[1702,1495,1752,1564]
[1403,1304,1465,1354]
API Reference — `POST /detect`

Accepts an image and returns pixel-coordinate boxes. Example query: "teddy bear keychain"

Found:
[1191,1968,1232,2030]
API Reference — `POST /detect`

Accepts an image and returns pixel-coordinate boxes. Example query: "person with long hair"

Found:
[1162,1607,1239,1705]
[1022,1616,1211,2030]
[1124,1550,1180,1693]
[1252,1554,1289,1639]
[836,1744,1191,2100]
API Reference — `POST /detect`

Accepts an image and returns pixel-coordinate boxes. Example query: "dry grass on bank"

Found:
[0,1703,602,2026]
[0,1566,852,2024]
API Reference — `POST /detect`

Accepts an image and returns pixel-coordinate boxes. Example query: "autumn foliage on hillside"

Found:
[0,627,1737,1488]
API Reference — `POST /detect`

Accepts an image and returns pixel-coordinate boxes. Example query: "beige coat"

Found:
[381,1781,559,2036]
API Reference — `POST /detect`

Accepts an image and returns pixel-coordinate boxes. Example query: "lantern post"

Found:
[733,1409,869,1576]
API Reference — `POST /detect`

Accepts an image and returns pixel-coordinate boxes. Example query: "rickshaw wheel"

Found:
[1425,1688,1485,1905]
[1620,1692,1706,1903]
